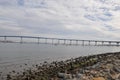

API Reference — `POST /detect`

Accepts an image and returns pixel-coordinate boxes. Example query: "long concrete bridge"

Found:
[0,36,120,46]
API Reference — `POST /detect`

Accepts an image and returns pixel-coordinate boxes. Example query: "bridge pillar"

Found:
[4,36,7,41]
[58,39,60,44]
[45,38,47,44]
[64,39,66,44]
[20,36,23,43]
[95,41,97,46]
[116,42,119,46]
[82,40,84,46]
[52,39,54,44]
[38,38,40,44]
[109,42,111,46]
[69,40,72,45]
[102,41,104,46]
[89,41,90,45]
[76,40,78,45]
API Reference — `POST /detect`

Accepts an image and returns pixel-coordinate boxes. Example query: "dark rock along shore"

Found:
[3,52,120,80]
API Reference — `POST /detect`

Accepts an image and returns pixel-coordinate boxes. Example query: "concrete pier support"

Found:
[45,38,47,44]
[38,38,40,44]
[52,39,54,44]
[116,42,119,46]
[64,39,66,44]
[20,37,23,43]
[89,41,90,45]
[95,41,97,46]
[69,40,72,45]
[109,42,111,45]
[4,36,6,41]
[82,40,84,46]
[76,40,78,45]
[102,41,104,46]
[58,39,60,44]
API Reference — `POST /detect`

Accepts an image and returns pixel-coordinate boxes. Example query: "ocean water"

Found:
[0,43,120,79]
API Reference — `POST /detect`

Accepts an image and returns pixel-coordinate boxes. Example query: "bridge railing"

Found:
[0,36,120,46]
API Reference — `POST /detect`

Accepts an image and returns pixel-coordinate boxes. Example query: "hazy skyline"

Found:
[0,0,120,40]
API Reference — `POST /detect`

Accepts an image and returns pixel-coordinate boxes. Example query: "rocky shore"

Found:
[4,52,120,80]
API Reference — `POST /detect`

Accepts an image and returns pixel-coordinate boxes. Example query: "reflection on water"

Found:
[0,43,120,79]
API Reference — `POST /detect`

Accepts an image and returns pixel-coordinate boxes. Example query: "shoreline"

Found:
[4,52,120,80]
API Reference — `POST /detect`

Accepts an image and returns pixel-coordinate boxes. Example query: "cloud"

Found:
[84,15,97,21]
[0,0,120,40]
[17,0,24,6]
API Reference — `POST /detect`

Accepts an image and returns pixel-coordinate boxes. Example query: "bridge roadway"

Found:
[0,36,120,46]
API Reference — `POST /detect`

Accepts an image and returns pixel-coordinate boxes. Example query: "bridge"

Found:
[0,35,120,46]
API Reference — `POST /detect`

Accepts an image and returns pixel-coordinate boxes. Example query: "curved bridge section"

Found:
[0,36,120,46]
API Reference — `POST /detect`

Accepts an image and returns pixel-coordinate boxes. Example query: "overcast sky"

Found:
[0,0,120,40]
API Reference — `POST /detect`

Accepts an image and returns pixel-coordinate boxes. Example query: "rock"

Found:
[76,73,83,79]
[118,75,120,79]
[57,73,65,78]
[110,69,116,74]
[93,77,105,80]
[113,66,120,73]
[90,70,98,77]
[91,62,100,69]
[82,75,90,80]
[103,69,109,72]
[106,64,113,69]
[110,74,120,80]
[57,73,72,79]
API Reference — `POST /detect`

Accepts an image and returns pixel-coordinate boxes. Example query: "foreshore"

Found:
[5,52,120,80]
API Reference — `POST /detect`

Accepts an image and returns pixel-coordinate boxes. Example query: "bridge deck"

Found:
[0,36,120,46]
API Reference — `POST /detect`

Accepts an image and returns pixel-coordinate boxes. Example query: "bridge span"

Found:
[0,36,120,46]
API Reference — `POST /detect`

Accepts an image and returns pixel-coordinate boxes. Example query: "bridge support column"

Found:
[45,38,47,44]
[64,39,66,44]
[89,41,90,45]
[116,42,119,46]
[82,40,84,46]
[95,41,97,46]
[109,42,111,46]
[102,41,104,46]
[69,40,72,45]
[58,39,60,44]
[4,36,7,41]
[38,38,40,44]
[20,37,23,44]
[76,40,78,45]
[52,39,54,44]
